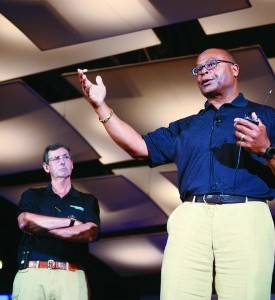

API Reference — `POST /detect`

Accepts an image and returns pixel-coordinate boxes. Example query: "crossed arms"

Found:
[18,212,99,243]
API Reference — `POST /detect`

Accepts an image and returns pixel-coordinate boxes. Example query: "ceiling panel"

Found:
[268,58,275,74]
[0,0,251,83]
[199,0,275,35]
[0,80,99,175]
[113,165,180,216]
[72,176,168,234]
[89,233,167,276]
[0,12,160,82]
[0,0,250,50]
[161,171,178,188]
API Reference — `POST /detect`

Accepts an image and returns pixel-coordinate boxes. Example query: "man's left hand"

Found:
[234,114,270,155]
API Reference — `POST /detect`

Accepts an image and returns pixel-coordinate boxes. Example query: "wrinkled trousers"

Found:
[161,201,274,300]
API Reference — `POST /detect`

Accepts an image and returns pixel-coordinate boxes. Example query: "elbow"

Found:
[128,148,148,159]
[87,223,100,242]
[129,152,139,159]
[119,138,148,159]
[18,212,30,231]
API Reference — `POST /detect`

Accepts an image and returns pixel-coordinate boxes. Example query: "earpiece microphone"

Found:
[264,89,273,104]
[214,116,222,124]
[244,89,272,125]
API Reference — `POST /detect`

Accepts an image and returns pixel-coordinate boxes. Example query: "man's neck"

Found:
[207,91,239,109]
[51,178,72,198]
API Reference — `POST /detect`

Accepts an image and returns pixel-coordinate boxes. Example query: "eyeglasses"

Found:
[47,154,71,163]
[192,59,235,76]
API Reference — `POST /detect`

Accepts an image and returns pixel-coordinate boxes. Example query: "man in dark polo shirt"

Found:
[12,143,100,300]
[77,48,275,300]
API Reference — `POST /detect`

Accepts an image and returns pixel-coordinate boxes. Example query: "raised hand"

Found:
[78,69,106,108]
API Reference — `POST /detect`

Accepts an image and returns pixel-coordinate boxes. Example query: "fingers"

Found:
[78,69,101,89]
[250,112,258,122]
[78,68,89,84]
[77,68,85,81]
[235,131,246,143]
[234,112,259,128]
[96,75,103,85]
[234,120,259,136]
[77,69,91,97]
[77,69,106,107]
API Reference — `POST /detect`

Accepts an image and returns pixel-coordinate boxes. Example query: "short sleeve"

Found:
[81,193,100,226]
[18,188,40,216]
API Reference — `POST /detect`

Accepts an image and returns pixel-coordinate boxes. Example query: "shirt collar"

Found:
[46,183,79,197]
[204,93,248,110]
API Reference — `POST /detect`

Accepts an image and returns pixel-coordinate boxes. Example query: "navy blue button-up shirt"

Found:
[143,94,275,200]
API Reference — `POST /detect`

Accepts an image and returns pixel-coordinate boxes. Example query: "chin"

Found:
[201,88,216,98]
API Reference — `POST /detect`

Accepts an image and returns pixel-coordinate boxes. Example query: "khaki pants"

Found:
[161,201,274,300]
[12,268,90,300]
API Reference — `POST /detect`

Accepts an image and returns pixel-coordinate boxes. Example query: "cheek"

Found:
[219,73,234,87]
[66,162,73,172]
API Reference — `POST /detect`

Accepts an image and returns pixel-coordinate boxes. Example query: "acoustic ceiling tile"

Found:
[89,233,167,276]
[199,0,275,35]
[0,80,99,175]
[0,0,250,50]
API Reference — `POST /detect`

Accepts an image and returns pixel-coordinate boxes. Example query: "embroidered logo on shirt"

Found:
[70,205,84,211]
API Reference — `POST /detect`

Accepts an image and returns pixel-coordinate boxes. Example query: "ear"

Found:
[232,64,239,78]
[71,158,74,169]
[43,162,50,173]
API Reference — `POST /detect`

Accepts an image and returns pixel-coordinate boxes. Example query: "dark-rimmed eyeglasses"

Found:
[192,59,235,76]
[47,154,71,163]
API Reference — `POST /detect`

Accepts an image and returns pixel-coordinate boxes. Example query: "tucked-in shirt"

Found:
[143,93,275,200]
[17,185,100,267]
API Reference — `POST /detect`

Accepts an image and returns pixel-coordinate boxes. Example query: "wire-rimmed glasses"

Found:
[192,59,235,76]
[47,154,71,163]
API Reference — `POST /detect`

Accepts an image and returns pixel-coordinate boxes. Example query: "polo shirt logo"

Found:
[70,205,84,211]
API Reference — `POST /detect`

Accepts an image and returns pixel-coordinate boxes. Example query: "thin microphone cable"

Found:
[231,89,272,195]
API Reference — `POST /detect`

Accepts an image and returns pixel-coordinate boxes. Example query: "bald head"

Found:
[197,48,236,65]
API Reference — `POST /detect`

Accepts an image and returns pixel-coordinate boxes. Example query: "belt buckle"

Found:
[214,196,224,204]
[47,260,55,269]
[204,195,224,204]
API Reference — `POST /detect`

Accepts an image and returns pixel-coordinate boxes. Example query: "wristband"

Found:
[262,144,275,160]
[68,215,76,227]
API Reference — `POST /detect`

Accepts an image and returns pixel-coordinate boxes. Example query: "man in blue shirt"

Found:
[78,48,275,300]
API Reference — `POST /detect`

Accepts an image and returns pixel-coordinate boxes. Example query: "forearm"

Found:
[49,222,99,243]
[18,212,99,242]
[78,71,148,158]
[95,103,148,158]
[18,212,72,234]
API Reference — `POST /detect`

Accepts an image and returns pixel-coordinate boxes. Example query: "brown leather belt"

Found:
[184,195,267,205]
[27,260,83,271]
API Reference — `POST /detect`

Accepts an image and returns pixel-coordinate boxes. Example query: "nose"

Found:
[199,66,209,75]
[59,157,66,164]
